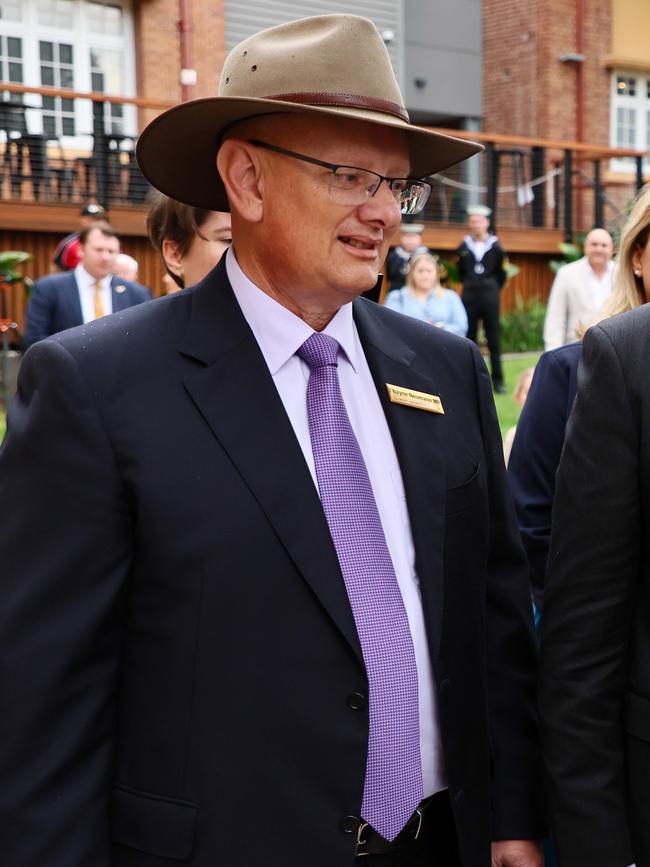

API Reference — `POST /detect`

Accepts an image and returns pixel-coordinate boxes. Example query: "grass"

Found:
[493,353,541,436]
[0,354,539,446]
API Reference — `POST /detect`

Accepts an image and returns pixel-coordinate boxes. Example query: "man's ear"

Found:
[162,239,184,279]
[216,140,264,223]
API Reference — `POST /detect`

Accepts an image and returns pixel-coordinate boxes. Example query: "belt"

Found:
[355,790,446,857]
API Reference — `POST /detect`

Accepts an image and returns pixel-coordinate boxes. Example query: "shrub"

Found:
[500,293,546,352]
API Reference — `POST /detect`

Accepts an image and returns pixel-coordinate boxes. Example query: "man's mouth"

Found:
[339,236,379,250]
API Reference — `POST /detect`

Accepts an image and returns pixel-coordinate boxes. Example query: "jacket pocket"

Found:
[623,689,650,742]
[111,784,198,860]
[445,463,481,516]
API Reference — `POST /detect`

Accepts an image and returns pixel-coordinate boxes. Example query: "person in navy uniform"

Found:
[457,205,507,393]
[386,223,430,290]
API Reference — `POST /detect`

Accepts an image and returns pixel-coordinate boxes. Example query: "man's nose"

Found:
[360,179,402,227]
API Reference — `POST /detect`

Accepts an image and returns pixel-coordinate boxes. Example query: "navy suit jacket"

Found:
[0,258,542,867]
[507,342,581,609]
[23,270,151,349]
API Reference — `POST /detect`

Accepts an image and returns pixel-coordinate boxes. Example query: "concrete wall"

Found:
[403,0,482,125]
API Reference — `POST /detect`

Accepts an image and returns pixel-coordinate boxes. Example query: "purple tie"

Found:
[297,332,423,842]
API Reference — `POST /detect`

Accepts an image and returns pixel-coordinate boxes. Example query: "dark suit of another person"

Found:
[507,343,581,611]
[0,256,543,867]
[540,305,650,867]
[23,269,151,349]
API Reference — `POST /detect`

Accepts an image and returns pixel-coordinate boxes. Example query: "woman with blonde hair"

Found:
[384,251,468,336]
[509,183,650,614]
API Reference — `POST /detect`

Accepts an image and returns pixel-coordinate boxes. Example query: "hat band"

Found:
[266,91,410,123]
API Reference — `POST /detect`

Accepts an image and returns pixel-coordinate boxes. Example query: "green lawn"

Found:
[493,353,541,436]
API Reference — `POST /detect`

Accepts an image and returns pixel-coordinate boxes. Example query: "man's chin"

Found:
[337,265,380,298]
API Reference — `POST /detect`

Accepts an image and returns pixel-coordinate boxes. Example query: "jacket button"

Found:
[347,692,367,711]
[341,815,360,834]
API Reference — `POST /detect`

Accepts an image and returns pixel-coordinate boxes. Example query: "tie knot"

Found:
[297,332,339,370]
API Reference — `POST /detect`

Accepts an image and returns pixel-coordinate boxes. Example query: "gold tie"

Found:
[94,280,105,319]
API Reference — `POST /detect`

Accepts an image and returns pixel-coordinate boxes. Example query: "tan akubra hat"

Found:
[136,14,483,211]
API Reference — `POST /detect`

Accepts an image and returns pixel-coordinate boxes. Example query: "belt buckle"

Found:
[355,821,370,857]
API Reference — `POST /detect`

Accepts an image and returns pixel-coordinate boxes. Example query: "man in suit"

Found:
[543,228,614,350]
[540,299,650,864]
[0,15,543,867]
[23,223,151,349]
[457,205,508,393]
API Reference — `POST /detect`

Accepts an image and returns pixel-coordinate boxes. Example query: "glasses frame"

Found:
[247,139,431,214]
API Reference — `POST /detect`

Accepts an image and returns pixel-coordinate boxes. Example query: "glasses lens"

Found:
[330,167,380,205]
[400,181,431,215]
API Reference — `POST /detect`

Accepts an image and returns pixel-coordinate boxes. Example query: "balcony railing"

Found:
[421,127,649,242]
[0,82,174,211]
[1,82,649,239]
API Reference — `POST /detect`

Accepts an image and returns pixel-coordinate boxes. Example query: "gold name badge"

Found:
[386,383,444,415]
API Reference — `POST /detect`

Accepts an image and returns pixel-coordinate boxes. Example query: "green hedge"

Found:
[500,294,546,353]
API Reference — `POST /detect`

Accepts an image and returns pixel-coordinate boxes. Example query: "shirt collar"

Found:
[225,246,359,375]
[75,264,112,291]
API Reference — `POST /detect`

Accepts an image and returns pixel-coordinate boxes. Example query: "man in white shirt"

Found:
[543,228,615,350]
[0,14,543,867]
[23,224,151,349]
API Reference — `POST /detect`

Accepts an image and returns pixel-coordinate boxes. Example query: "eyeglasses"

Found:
[247,139,431,215]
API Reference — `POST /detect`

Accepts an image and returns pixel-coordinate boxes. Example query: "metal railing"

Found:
[416,127,649,241]
[0,82,174,210]
[1,82,649,238]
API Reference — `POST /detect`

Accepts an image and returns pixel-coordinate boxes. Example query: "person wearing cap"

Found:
[23,223,151,349]
[0,15,542,867]
[385,222,430,290]
[52,202,109,271]
[457,205,508,393]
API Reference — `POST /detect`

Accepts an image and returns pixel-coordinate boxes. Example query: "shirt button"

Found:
[341,815,360,834]
[347,692,367,711]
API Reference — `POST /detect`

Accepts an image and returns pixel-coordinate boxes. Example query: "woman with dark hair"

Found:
[146,191,231,290]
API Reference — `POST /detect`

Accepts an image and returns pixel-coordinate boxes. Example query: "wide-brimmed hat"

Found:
[136,14,482,211]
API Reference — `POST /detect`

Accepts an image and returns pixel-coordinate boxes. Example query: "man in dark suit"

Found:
[0,15,543,867]
[23,223,151,349]
[457,205,508,393]
[540,304,650,867]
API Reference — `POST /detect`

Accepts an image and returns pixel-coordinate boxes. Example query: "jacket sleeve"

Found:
[496,245,507,289]
[470,343,545,841]
[0,338,131,867]
[543,270,569,351]
[507,350,574,610]
[445,291,469,336]
[23,279,55,349]
[540,325,638,867]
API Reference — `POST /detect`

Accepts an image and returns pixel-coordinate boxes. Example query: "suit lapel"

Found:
[67,272,84,327]
[180,263,362,663]
[353,300,447,664]
[111,277,130,312]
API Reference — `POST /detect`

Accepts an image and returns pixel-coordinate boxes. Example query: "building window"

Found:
[36,0,74,28]
[0,0,22,22]
[611,70,650,172]
[0,0,135,145]
[40,40,75,136]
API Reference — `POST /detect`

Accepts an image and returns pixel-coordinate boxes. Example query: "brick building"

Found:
[483,0,650,220]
